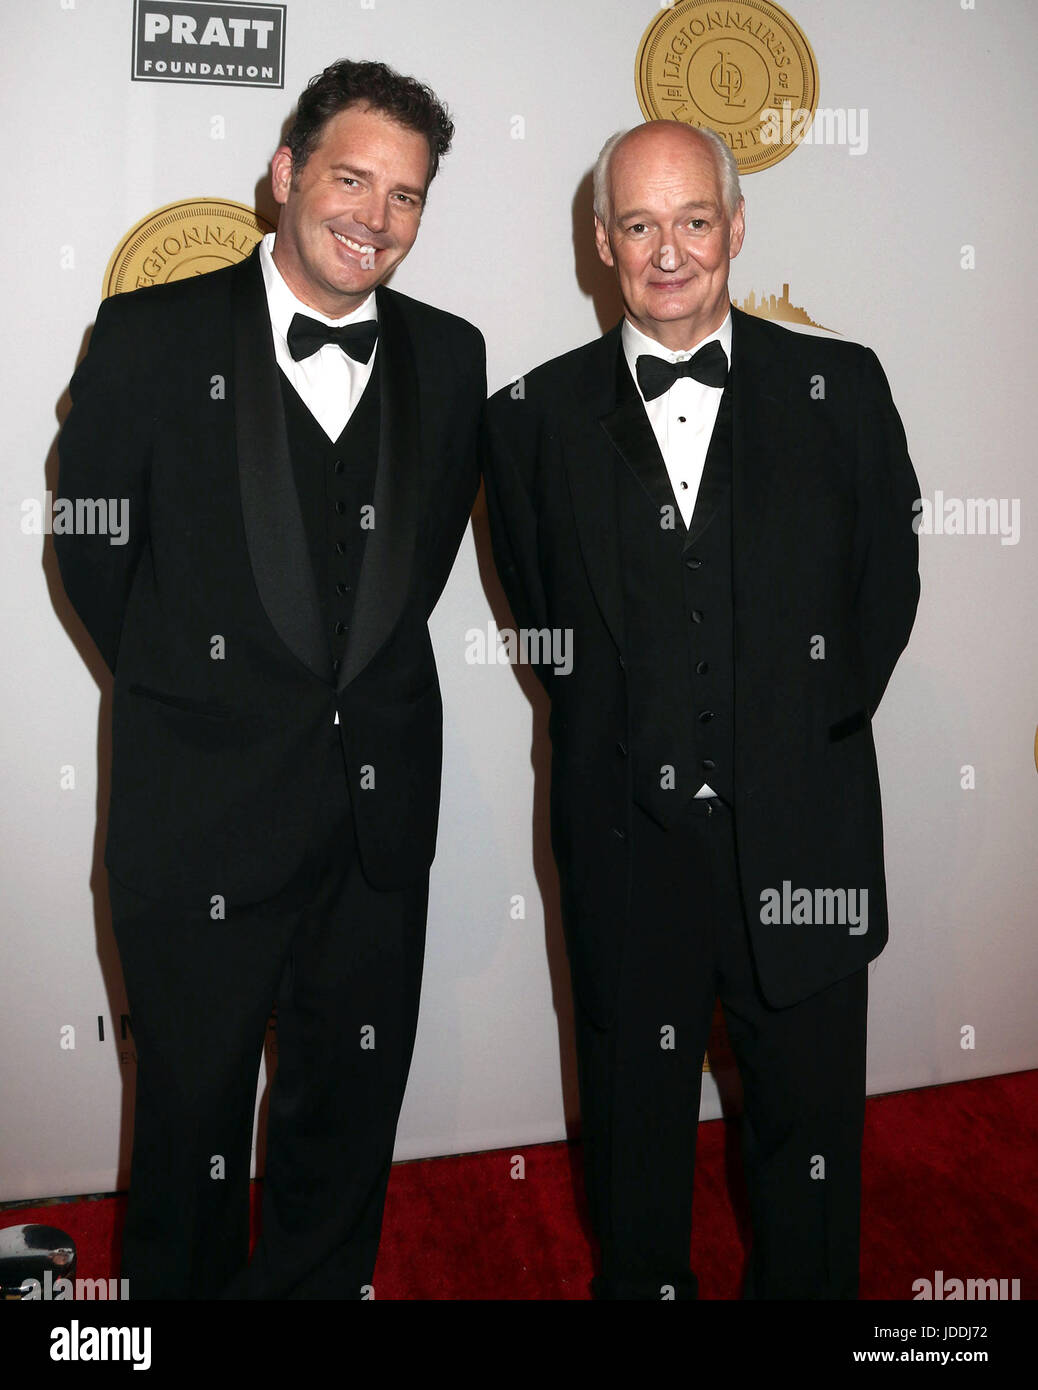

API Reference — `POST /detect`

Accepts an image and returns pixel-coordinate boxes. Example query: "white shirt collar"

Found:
[258,231,377,343]
[622,307,733,371]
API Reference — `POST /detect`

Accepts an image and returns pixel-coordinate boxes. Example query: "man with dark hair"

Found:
[285,58,454,180]
[484,120,919,1300]
[56,58,484,1300]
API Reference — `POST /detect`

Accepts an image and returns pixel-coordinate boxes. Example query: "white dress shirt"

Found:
[621,309,732,529]
[622,310,733,799]
[258,231,378,442]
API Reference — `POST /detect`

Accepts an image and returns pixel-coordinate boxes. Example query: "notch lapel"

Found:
[233,252,332,684]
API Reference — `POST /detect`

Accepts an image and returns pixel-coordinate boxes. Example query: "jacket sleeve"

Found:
[55,294,152,674]
[852,348,921,717]
[483,384,553,692]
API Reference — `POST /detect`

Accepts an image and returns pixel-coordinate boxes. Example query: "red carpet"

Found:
[4,1070,1035,1299]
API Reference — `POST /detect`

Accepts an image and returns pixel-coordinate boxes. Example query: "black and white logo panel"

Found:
[132,0,286,88]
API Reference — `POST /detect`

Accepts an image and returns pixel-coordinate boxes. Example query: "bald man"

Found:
[484,122,919,1299]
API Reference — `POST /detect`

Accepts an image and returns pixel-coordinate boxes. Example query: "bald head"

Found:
[592,122,741,224]
[592,120,746,352]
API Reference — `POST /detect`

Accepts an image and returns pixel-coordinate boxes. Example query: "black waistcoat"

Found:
[614,356,735,823]
[279,370,380,677]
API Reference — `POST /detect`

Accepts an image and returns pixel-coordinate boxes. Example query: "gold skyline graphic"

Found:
[734,281,836,333]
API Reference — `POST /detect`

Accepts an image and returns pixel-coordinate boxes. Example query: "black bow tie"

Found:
[635,339,728,400]
[287,313,379,364]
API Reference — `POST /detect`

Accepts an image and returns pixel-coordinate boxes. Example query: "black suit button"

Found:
[685,557,703,569]
[699,710,715,723]
[335,541,346,555]
[702,759,716,771]
[615,741,627,757]
[336,582,350,596]
[690,609,704,623]
[696,660,709,675]
[334,621,348,636]
[332,658,341,673]
[334,459,345,475]
[612,826,627,840]
[335,501,346,515]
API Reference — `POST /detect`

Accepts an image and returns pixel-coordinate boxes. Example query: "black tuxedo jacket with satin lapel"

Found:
[56,249,485,905]
[484,306,920,1027]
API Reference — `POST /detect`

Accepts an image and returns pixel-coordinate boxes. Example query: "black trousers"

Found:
[107,730,429,1299]
[576,796,869,1300]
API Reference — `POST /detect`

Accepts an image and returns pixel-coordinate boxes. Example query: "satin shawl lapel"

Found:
[233,252,332,684]
[338,285,421,691]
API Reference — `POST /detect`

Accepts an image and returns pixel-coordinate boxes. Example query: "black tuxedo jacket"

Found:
[484,307,920,1027]
[56,250,485,905]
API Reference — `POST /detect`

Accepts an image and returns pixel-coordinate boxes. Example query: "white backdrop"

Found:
[2,0,1036,1202]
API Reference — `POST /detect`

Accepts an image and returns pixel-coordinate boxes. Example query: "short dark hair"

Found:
[284,58,454,187]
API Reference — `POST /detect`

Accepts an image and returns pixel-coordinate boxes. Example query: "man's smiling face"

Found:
[595,122,745,351]
[270,102,430,316]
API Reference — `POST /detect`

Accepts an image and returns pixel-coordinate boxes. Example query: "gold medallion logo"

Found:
[103,198,276,298]
[635,0,818,174]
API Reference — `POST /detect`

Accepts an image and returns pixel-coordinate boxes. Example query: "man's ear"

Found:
[271,145,295,207]
[594,216,615,268]
[728,197,746,260]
